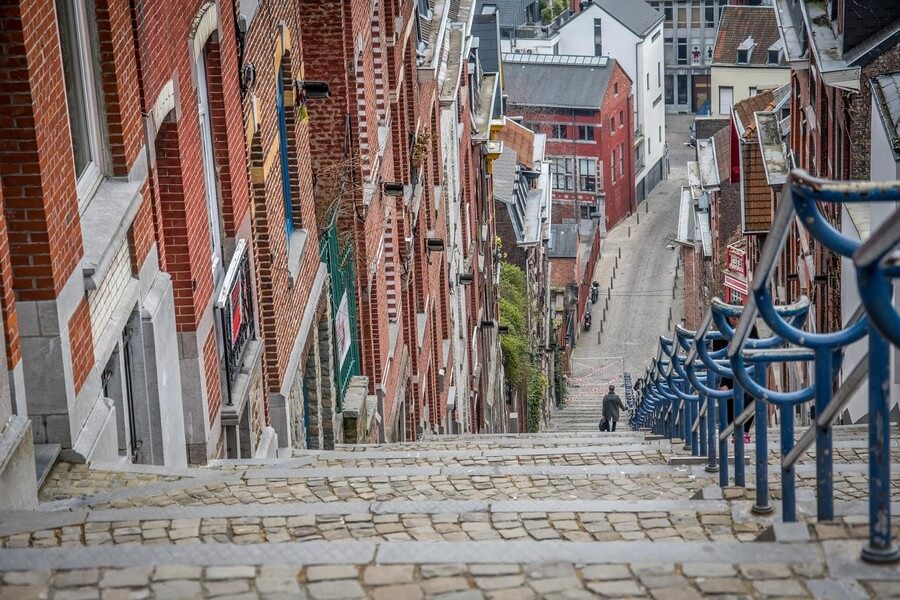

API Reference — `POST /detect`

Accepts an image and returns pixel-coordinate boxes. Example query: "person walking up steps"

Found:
[602,385,628,432]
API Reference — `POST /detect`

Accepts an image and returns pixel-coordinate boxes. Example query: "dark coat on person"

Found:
[602,393,627,421]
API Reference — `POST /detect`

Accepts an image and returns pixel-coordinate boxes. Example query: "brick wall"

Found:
[513,62,635,232]
[0,0,84,302]
[0,180,20,371]
[295,0,470,436]
[68,298,94,395]
[202,328,220,424]
[242,12,319,416]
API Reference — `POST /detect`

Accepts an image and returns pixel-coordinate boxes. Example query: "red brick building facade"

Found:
[503,54,636,231]
[298,0,500,439]
[0,0,507,496]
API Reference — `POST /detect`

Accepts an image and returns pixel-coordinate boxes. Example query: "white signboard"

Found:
[335,292,351,368]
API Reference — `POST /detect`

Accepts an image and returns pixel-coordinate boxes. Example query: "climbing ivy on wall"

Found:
[499,262,546,432]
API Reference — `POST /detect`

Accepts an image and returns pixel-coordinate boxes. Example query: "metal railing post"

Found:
[781,404,796,522]
[814,346,834,521]
[752,363,772,514]
[861,329,900,562]
[732,380,745,487]
[706,369,718,473]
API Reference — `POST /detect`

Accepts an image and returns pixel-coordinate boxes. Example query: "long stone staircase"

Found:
[0,417,897,598]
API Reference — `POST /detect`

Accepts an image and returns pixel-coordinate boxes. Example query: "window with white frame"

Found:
[196,42,225,278]
[619,143,625,177]
[549,157,574,191]
[610,150,616,182]
[551,124,567,139]
[578,158,596,192]
[57,0,105,209]
[577,125,594,141]
[593,18,602,56]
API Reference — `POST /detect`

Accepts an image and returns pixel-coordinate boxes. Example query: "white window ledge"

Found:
[286,229,309,289]
[81,177,143,290]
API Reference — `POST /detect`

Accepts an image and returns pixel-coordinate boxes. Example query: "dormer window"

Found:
[767,39,783,65]
[736,35,754,64]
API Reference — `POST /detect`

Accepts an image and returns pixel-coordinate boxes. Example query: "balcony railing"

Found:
[216,239,256,401]
[513,9,573,39]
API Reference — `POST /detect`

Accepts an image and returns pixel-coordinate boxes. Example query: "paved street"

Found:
[551,115,693,432]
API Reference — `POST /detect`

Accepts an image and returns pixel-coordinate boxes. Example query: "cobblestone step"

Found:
[1,538,896,598]
[3,501,773,549]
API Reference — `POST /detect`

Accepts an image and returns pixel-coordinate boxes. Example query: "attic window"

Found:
[767,39,783,65]
[736,36,754,64]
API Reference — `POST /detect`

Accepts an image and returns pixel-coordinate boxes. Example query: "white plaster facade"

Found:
[509,3,666,200]
[710,65,790,115]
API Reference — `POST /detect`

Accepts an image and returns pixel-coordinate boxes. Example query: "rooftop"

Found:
[439,27,465,100]
[755,111,789,187]
[695,118,730,142]
[872,71,900,161]
[734,84,790,143]
[590,0,663,37]
[714,5,784,66]
[548,223,579,258]
[502,53,615,110]
[476,0,532,29]
[696,138,720,191]
[711,126,731,185]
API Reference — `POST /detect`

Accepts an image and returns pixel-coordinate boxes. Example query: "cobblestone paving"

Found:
[1,560,891,599]
[306,451,669,467]
[38,464,178,503]
[88,472,716,509]
[1,508,765,549]
[298,446,900,469]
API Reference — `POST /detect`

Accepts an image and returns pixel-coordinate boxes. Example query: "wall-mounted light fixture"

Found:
[497,324,510,334]
[296,80,331,100]
[383,182,405,196]
[425,232,444,252]
[457,272,474,285]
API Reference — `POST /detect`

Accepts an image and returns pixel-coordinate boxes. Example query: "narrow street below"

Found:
[552,115,695,430]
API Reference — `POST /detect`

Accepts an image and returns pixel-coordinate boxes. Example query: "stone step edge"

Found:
[3,540,888,577]
[0,499,736,537]
[248,461,893,480]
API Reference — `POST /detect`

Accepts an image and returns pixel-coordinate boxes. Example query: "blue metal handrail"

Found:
[629,169,900,564]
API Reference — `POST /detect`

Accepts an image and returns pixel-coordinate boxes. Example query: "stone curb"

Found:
[0,540,830,571]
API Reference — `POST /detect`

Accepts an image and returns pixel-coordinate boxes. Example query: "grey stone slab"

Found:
[489,500,730,514]
[256,464,690,479]
[823,541,900,581]
[87,462,210,478]
[803,579,869,600]
[375,541,823,565]
[38,474,240,511]
[306,444,658,461]
[0,509,89,537]
[371,500,490,515]
[86,501,374,522]
[0,542,376,570]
